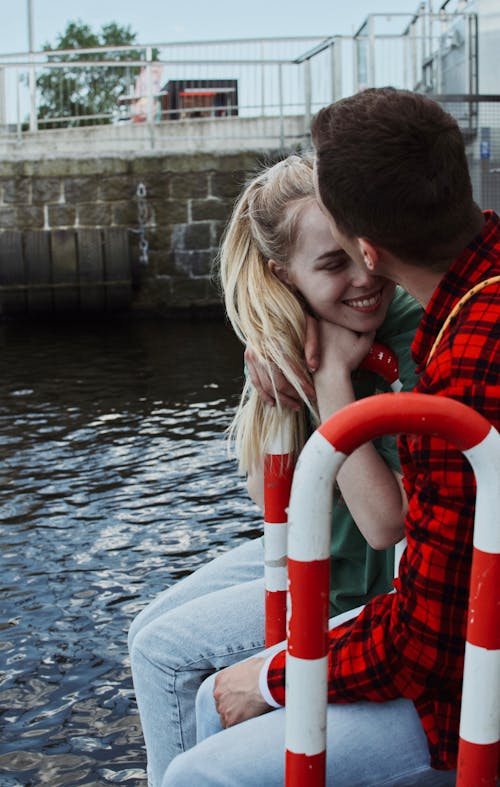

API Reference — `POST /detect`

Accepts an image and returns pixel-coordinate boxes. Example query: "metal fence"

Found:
[436,95,500,214]
[0,37,340,137]
[0,8,493,160]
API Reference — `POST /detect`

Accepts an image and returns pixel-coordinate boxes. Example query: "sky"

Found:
[0,0,422,54]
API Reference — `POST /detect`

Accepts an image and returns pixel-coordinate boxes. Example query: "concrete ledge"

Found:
[0,115,309,160]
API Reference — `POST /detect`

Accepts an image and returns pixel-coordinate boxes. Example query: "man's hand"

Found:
[213,657,271,728]
[244,314,319,410]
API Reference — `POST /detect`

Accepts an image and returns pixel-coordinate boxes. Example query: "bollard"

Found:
[285,393,500,787]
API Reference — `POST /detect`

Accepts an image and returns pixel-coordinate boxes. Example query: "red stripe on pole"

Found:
[265,589,287,647]
[467,548,500,649]
[318,393,490,456]
[288,558,330,660]
[285,750,326,787]
[457,738,500,787]
[264,454,294,523]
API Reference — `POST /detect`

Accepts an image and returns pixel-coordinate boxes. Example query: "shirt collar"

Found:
[412,210,500,370]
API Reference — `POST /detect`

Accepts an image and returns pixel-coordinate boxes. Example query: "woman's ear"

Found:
[359,239,380,272]
[268,259,291,285]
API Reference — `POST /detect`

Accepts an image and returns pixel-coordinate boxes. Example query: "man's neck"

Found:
[389,264,443,309]
[379,209,486,309]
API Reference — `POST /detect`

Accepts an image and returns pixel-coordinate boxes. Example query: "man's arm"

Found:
[213,656,272,728]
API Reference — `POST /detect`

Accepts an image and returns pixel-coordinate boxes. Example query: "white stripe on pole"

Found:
[287,433,345,562]
[267,417,293,454]
[285,653,328,756]
[393,538,406,576]
[459,643,500,744]
[463,428,500,553]
[264,520,288,556]
[264,566,288,592]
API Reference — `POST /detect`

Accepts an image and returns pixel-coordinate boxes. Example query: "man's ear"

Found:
[268,259,291,285]
[359,239,380,272]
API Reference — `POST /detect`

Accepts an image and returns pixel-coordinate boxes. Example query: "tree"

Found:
[35,20,158,128]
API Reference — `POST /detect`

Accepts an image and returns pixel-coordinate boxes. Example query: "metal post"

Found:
[27,0,37,132]
[260,40,266,117]
[367,15,376,87]
[330,38,342,103]
[146,46,155,150]
[303,59,311,139]
[16,67,22,143]
[410,18,418,89]
[285,393,500,786]
[0,68,6,126]
[278,64,284,150]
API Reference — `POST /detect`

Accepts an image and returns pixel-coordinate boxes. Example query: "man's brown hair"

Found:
[311,87,476,265]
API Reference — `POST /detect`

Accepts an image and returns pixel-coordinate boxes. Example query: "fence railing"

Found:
[0,9,483,154]
[435,95,500,215]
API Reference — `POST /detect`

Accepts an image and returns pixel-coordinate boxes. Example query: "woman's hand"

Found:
[318,321,375,378]
[313,320,406,550]
[312,322,375,419]
[244,314,319,410]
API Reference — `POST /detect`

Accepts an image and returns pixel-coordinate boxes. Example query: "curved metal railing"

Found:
[285,392,500,787]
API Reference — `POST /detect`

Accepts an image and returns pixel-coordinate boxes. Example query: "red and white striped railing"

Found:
[264,414,295,647]
[285,392,500,787]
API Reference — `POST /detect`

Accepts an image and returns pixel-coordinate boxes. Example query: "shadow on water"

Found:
[0,317,262,786]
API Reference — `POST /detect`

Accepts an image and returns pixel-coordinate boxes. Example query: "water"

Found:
[0,317,262,787]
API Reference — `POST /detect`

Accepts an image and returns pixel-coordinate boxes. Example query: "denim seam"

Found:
[374,763,434,785]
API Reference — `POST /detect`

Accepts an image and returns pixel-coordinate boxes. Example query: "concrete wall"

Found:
[0,150,286,317]
[0,116,307,159]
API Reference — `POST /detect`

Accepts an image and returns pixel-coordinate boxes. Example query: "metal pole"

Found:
[303,59,311,139]
[146,46,155,150]
[27,0,37,132]
[367,15,376,87]
[260,40,266,117]
[278,64,284,150]
[0,68,6,126]
[16,67,22,143]
[264,415,294,648]
[285,393,500,786]
[330,39,342,103]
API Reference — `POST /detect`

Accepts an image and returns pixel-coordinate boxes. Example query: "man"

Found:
[162,88,500,786]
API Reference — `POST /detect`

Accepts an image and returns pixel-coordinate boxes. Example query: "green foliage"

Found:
[35,20,159,128]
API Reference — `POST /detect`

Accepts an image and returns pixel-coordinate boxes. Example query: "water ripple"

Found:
[0,318,260,786]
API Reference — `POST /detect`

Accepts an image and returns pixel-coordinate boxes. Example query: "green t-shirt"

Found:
[328,287,422,615]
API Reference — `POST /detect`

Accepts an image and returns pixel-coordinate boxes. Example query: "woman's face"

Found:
[283,200,395,332]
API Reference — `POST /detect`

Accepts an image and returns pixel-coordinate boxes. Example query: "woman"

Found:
[129,154,421,787]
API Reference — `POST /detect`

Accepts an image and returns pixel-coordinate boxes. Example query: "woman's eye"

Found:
[324,259,347,272]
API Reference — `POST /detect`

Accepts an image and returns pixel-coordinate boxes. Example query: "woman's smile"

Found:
[342,288,383,313]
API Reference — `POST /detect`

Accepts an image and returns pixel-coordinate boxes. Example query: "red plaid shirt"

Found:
[267,210,500,770]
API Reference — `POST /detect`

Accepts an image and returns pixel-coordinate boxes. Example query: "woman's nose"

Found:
[350,262,374,288]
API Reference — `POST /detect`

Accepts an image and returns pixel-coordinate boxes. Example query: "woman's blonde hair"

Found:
[218,154,320,472]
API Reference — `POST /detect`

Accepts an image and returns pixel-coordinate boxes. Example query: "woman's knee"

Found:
[127,607,147,652]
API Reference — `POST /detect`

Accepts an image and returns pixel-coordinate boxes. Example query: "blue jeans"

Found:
[163,679,457,786]
[129,537,266,787]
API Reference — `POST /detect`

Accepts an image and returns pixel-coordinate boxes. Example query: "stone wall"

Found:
[0,150,284,317]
